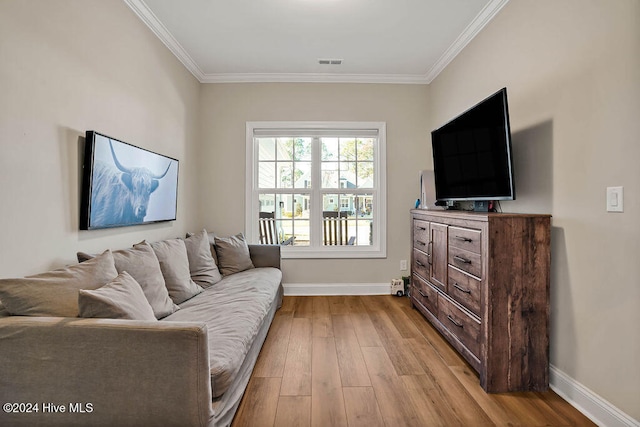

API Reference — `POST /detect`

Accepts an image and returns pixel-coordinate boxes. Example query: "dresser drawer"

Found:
[412,248,430,281]
[448,266,481,317]
[448,226,481,254]
[449,246,482,278]
[412,274,438,315]
[438,294,481,358]
[413,219,429,247]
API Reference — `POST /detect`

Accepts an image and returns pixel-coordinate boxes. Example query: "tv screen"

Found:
[80,131,179,230]
[431,87,515,203]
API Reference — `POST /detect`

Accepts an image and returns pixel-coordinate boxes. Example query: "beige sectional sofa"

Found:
[0,230,283,427]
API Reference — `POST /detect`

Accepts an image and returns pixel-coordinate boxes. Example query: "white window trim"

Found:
[245,121,387,259]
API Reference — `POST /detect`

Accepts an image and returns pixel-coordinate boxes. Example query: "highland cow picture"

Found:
[80,131,179,230]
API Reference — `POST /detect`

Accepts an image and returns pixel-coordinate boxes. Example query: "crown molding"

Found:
[125,0,508,85]
[424,0,510,83]
[200,72,429,84]
[124,0,206,81]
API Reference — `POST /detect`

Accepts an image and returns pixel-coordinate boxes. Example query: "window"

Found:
[246,122,386,259]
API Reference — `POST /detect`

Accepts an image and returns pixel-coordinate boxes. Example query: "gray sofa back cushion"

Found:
[0,250,118,317]
[78,271,157,321]
[150,238,204,304]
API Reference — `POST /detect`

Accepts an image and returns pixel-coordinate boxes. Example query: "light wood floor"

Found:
[231,295,595,427]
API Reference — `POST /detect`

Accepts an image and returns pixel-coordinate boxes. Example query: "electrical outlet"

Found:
[400,260,408,271]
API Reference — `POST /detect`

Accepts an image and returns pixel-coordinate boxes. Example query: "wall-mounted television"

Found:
[431,87,515,205]
[80,131,179,230]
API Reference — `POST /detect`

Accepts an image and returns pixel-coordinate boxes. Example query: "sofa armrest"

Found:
[0,316,214,427]
[248,244,281,269]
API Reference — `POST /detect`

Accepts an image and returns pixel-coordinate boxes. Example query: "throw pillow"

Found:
[79,243,178,319]
[78,271,157,321]
[184,229,222,288]
[0,250,118,317]
[214,233,255,276]
[150,238,204,304]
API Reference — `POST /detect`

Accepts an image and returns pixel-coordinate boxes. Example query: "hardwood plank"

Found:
[401,374,458,427]
[281,318,312,396]
[534,391,597,426]
[311,337,347,427]
[348,299,383,348]
[449,364,515,426]
[232,377,281,427]
[293,296,314,318]
[399,297,465,367]
[491,392,576,427]
[328,295,349,314]
[332,314,371,387]
[312,296,334,337]
[274,396,311,427]
[365,303,425,375]
[279,295,296,315]
[342,387,385,427]
[253,314,292,377]
[361,346,422,426]
[362,295,423,339]
[406,337,493,426]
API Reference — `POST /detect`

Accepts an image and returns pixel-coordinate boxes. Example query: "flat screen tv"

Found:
[80,131,179,230]
[431,87,515,204]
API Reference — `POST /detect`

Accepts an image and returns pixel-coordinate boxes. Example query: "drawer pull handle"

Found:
[447,315,464,328]
[416,260,425,267]
[416,240,426,246]
[417,226,427,231]
[454,255,471,264]
[453,283,471,294]
[417,289,427,298]
[454,236,473,243]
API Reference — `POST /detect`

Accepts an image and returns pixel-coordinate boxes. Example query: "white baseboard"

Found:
[550,365,639,427]
[282,282,390,296]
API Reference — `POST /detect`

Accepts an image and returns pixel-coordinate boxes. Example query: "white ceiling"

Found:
[125,0,509,84]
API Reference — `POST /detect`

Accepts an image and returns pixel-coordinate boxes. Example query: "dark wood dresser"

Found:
[410,209,551,392]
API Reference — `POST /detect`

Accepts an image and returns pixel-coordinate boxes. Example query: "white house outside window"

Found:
[245,122,386,259]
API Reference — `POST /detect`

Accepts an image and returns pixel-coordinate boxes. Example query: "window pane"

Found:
[277,163,294,188]
[258,162,275,188]
[259,194,275,212]
[321,138,339,161]
[323,194,339,213]
[277,138,294,160]
[340,138,357,161]
[295,161,312,188]
[321,162,339,188]
[258,138,275,161]
[357,161,374,188]
[294,138,312,161]
[357,138,375,161]
[291,219,309,246]
[339,162,356,189]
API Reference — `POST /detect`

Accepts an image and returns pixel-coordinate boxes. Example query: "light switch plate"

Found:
[606,186,624,212]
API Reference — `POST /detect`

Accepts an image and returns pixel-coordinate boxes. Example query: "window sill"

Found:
[280,246,386,259]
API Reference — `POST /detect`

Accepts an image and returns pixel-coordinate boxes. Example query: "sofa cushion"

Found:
[213,233,255,276]
[79,243,178,319]
[184,229,222,288]
[78,271,157,321]
[162,267,282,398]
[151,238,204,304]
[0,250,118,317]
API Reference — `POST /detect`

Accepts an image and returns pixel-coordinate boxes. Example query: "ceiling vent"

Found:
[318,59,343,65]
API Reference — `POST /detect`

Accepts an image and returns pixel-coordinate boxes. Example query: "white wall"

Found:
[428,0,640,420]
[198,83,430,284]
[0,0,201,276]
